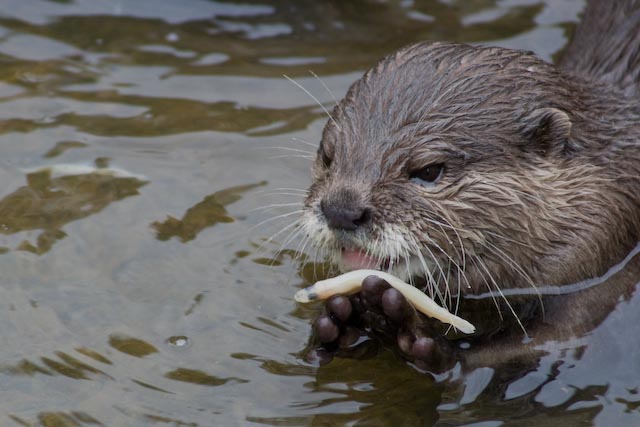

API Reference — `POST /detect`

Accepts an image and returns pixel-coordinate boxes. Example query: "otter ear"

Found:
[520,108,572,156]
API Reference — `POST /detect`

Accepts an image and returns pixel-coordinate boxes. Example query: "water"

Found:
[2,1,640,426]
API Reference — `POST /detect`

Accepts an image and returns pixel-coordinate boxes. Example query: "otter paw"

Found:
[313,295,363,346]
[312,275,454,371]
[396,331,453,372]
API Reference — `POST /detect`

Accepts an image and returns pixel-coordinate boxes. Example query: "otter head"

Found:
[302,41,636,298]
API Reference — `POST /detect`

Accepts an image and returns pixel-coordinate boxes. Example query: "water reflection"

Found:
[0,165,146,254]
[0,0,573,140]
[31,412,103,427]
[108,334,158,358]
[152,181,266,242]
[164,368,247,387]
[2,348,111,381]
[44,141,88,158]
[244,352,441,426]
[1,0,618,426]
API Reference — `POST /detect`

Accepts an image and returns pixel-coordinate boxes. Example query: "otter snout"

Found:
[320,187,372,231]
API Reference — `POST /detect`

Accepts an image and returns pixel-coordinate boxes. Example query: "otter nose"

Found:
[322,204,372,230]
[322,204,371,230]
[320,187,372,231]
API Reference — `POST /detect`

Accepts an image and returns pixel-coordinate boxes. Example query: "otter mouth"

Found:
[340,247,391,271]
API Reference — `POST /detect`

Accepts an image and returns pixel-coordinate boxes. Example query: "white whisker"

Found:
[283,74,341,131]
[257,218,302,254]
[475,256,527,334]
[481,239,544,313]
[469,256,503,319]
[268,154,315,161]
[248,202,303,213]
[256,192,306,199]
[268,187,308,193]
[249,209,306,232]
[309,70,344,116]
[257,146,316,155]
[291,136,318,148]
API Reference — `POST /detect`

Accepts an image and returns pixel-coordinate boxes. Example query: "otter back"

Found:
[559,0,640,96]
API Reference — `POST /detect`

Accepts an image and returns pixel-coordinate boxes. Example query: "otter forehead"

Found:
[319,42,572,176]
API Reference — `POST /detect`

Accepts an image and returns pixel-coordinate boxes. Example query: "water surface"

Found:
[2,1,640,426]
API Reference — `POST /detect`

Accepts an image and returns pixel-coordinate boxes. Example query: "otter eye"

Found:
[410,163,444,186]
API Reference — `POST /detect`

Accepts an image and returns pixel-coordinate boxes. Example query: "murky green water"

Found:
[2,1,640,426]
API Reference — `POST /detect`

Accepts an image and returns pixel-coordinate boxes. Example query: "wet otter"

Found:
[301,0,640,369]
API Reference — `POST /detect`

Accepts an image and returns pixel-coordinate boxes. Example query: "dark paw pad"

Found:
[310,277,455,372]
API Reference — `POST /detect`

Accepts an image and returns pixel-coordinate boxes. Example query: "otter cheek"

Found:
[342,248,379,270]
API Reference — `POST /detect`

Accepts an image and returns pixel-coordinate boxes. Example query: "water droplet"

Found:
[167,335,189,348]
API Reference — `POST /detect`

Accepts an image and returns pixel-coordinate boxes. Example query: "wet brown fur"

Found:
[305,8,640,297]
[303,0,640,365]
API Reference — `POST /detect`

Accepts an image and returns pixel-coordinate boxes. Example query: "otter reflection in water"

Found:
[295,0,640,371]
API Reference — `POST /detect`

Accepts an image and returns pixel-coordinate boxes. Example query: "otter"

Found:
[300,0,640,370]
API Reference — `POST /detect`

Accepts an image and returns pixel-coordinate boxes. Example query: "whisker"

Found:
[280,230,309,287]
[425,211,467,274]
[369,235,381,270]
[291,136,318,148]
[312,238,322,283]
[283,74,341,131]
[294,232,311,265]
[256,192,306,199]
[276,229,309,276]
[268,154,315,161]
[249,209,305,232]
[444,216,467,278]
[309,70,343,115]
[481,239,544,312]
[432,214,473,295]
[452,260,462,320]
[256,146,316,155]
[475,255,526,334]
[422,240,451,307]
[403,247,414,290]
[248,202,303,213]
[469,256,503,320]
[279,221,306,252]
[256,218,302,255]
[267,225,304,270]
[408,234,446,305]
[254,187,307,195]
